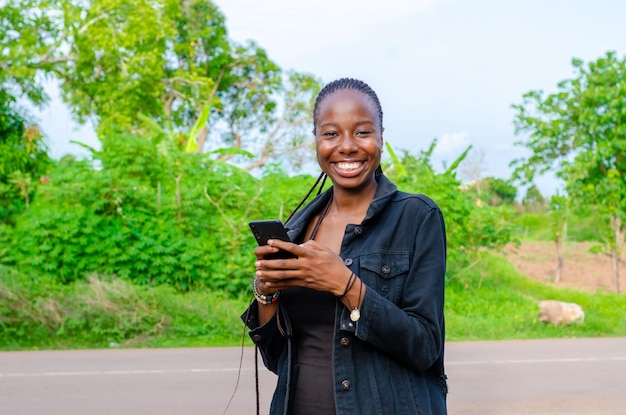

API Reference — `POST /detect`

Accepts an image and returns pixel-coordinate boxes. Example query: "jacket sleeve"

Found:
[352,207,446,372]
[241,301,288,374]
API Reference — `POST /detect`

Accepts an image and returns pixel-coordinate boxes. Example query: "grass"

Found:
[0,268,252,350]
[446,251,626,341]
[512,211,605,243]
[1,252,625,351]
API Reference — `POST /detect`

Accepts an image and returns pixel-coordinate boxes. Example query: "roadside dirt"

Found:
[503,241,622,293]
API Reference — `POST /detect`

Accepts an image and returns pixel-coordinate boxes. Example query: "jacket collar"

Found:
[285,174,398,238]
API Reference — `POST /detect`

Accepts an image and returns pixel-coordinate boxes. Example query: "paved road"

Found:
[1,337,625,414]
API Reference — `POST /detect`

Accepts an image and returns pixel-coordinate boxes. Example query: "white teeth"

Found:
[336,162,361,171]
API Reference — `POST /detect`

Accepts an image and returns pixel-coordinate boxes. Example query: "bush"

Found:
[4,134,318,294]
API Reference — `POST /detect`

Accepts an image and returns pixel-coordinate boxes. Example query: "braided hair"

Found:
[312,78,384,135]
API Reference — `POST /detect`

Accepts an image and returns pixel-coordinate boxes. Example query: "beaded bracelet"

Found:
[253,277,280,305]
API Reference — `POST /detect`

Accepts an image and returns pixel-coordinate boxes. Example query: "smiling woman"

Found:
[242,78,448,415]
[315,87,383,195]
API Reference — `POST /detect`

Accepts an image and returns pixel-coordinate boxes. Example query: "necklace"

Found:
[308,195,333,241]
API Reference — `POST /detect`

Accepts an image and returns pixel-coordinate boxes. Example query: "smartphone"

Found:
[248,219,298,259]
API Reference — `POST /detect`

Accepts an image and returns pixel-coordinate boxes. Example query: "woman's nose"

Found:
[338,134,358,153]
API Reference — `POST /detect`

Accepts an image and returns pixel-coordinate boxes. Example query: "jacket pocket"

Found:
[361,252,410,279]
[359,252,410,302]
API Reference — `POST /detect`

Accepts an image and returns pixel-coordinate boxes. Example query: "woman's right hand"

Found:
[254,239,351,297]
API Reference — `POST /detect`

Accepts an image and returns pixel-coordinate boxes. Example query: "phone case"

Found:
[249,220,297,259]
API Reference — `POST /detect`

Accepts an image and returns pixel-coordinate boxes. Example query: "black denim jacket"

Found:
[242,175,447,414]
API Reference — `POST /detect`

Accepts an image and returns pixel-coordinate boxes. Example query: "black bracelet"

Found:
[337,272,356,299]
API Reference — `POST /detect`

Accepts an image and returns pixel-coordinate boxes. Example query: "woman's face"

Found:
[315,89,383,191]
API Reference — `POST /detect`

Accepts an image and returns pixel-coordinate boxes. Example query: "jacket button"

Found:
[341,379,351,390]
[354,226,362,235]
[252,334,262,343]
[340,337,350,347]
[382,265,391,274]
[344,258,353,266]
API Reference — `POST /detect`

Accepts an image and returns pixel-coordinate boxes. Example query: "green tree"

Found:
[512,51,626,292]
[218,70,322,172]
[384,140,516,283]
[5,131,320,292]
[52,0,280,145]
[458,176,517,208]
[0,0,64,105]
[0,92,51,224]
[548,194,568,282]
[2,0,316,168]
[0,0,56,219]
[522,184,545,210]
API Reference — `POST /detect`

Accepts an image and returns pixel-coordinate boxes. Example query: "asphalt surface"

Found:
[1,337,625,414]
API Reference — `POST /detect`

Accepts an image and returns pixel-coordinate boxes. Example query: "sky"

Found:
[35,0,626,197]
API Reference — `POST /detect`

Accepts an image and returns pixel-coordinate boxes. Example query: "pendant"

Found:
[350,308,360,322]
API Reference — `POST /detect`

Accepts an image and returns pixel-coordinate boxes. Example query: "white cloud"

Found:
[434,131,470,156]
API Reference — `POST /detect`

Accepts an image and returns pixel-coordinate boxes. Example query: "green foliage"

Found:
[483,177,517,205]
[0,269,249,349]
[223,70,323,172]
[512,51,626,188]
[0,0,62,105]
[60,0,172,131]
[514,212,552,241]
[522,184,546,208]
[548,194,568,242]
[0,92,52,224]
[462,176,518,207]
[384,140,517,276]
[4,133,319,293]
[513,210,605,243]
[2,0,318,170]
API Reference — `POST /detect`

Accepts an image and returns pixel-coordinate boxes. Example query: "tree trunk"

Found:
[611,250,620,293]
[554,220,567,283]
[610,215,623,293]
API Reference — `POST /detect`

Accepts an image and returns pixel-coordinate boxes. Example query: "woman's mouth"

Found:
[335,161,363,172]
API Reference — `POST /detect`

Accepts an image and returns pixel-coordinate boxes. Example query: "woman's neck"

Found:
[329,178,378,218]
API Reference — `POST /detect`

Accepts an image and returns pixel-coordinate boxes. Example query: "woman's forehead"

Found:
[317,89,378,117]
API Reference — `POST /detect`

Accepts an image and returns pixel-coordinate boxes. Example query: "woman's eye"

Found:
[356,130,372,136]
[323,131,338,137]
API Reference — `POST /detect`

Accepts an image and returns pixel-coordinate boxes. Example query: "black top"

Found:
[283,286,337,415]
